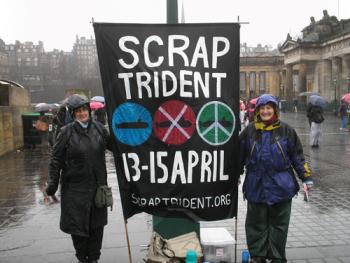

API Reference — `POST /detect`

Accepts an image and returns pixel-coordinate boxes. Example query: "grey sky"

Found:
[1,0,349,51]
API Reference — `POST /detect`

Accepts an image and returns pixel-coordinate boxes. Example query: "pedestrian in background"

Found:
[240,99,246,130]
[239,94,313,263]
[46,94,111,263]
[293,98,298,113]
[338,100,348,131]
[306,103,324,147]
[347,103,350,131]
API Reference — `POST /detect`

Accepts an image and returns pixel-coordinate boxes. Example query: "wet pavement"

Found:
[1,112,350,263]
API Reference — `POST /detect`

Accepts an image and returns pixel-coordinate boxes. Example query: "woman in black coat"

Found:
[46,94,111,263]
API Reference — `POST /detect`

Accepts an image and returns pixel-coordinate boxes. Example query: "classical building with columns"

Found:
[280,10,350,102]
[240,51,284,100]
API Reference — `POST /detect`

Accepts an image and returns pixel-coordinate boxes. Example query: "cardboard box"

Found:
[200,228,235,263]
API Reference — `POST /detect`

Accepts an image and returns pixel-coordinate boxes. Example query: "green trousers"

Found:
[245,200,292,263]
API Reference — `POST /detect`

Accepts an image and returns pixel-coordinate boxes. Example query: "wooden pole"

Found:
[124,220,133,263]
[235,215,238,263]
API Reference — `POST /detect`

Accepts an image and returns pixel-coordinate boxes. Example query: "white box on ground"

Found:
[200,227,235,263]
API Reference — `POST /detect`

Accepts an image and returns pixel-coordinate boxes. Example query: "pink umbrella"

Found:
[341,93,350,104]
[249,98,258,105]
[90,101,104,110]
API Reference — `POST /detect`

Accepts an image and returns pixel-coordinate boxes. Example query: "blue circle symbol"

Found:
[112,102,152,146]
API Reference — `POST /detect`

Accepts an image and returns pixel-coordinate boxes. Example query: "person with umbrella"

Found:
[46,94,112,263]
[90,101,106,125]
[306,95,326,148]
[247,98,258,122]
[338,99,348,131]
[239,94,313,263]
[341,93,350,131]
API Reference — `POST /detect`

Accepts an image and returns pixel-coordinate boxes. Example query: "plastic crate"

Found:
[200,227,235,263]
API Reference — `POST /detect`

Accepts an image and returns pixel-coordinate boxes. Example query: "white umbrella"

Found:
[91,96,105,103]
[298,91,320,97]
[35,103,51,112]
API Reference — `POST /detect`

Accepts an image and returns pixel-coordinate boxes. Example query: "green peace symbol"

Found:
[196,101,235,145]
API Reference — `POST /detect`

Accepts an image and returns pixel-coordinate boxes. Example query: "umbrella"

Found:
[91,96,105,103]
[341,93,350,104]
[35,102,51,112]
[49,103,61,110]
[249,98,258,105]
[309,95,327,108]
[90,101,104,110]
[298,91,320,97]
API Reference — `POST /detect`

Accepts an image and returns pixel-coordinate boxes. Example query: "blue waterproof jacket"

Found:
[240,121,311,205]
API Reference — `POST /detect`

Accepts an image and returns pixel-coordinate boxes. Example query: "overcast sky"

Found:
[1,0,350,52]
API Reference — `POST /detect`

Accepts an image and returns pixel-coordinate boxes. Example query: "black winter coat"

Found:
[47,120,111,237]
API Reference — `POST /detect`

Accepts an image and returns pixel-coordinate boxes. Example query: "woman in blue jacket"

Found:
[239,94,313,263]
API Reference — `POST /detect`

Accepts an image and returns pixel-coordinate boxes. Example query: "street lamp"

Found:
[333,78,337,114]
[347,76,350,93]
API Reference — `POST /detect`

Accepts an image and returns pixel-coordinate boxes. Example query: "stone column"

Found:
[279,70,285,99]
[332,57,342,100]
[342,55,350,94]
[255,71,260,96]
[317,59,332,101]
[246,72,250,99]
[285,64,293,101]
[298,63,307,94]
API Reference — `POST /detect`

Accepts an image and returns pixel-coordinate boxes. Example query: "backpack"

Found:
[312,109,324,124]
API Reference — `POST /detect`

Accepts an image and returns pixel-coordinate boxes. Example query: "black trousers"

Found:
[245,200,292,263]
[71,227,104,262]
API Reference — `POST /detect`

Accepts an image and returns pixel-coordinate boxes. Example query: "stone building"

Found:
[0,80,31,156]
[2,37,102,103]
[39,49,77,102]
[280,10,350,103]
[5,41,46,97]
[72,36,102,96]
[0,38,9,80]
[240,44,284,99]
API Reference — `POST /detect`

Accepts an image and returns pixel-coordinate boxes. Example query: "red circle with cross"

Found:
[153,100,196,145]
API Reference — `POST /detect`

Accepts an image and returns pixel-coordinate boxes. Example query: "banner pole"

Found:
[234,215,238,263]
[124,220,133,263]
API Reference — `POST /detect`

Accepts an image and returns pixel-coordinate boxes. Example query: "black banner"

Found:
[94,23,240,221]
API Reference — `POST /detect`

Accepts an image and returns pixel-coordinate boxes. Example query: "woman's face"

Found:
[259,104,275,121]
[74,106,90,123]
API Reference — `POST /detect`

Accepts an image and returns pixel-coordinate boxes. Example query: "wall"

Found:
[0,83,31,156]
[0,106,30,156]
[10,86,30,106]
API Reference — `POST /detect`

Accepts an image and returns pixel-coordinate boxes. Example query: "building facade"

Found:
[2,11,350,105]
[5,41,46,97]
[72,36,102,96]
[0,38,9,80]
[240,44,285,100]
[280,10,350,103]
